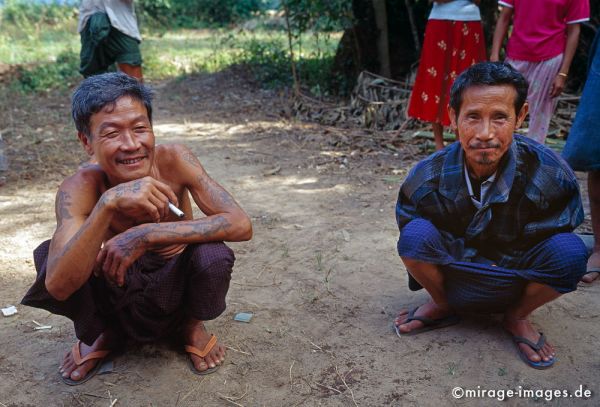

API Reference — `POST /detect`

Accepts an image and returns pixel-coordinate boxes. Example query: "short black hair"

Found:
[72,72,153,138]
[449,61,529,115]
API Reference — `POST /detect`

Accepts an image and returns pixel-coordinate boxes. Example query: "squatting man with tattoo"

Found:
[21,72,252,384]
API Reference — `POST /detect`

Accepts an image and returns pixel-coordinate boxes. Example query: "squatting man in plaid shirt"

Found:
[21,72,252,384]
[394,62,587,369]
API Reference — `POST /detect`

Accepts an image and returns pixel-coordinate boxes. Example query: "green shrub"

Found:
[138,0,267,27]
[16,50,79,92]
[239,38,291,86]
[1,0,76,26]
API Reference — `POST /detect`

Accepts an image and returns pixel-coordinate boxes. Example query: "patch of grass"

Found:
[2,12,342,94]
[15,50,80,92]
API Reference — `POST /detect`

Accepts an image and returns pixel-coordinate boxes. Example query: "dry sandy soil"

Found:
[1,69,599,407]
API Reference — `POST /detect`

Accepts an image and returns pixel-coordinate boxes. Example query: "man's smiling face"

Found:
[80,96,155,185]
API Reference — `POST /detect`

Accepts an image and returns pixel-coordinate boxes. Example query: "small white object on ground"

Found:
[32,320,52,330]
[1,305,17,317]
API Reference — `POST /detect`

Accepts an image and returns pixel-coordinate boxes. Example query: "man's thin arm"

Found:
[122,213,248,248]
[46,182,114,301]
[490,7,513,61]
[179,145,252,242]
[559,23,581,76]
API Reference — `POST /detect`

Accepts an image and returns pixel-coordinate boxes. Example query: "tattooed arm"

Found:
[45,168,178,300]
[96,145,252,285]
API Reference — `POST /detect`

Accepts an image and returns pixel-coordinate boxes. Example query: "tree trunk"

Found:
[372,0,391,77]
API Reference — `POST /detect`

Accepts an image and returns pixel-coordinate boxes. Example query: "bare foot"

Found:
[184,319,226,373]
[503,317,555,364]
[394,301,452,334]
[582,251,600,283]
[59,331,115,383]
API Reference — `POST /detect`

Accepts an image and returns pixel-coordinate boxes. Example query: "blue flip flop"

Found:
[511,332,555,369]
[394,307,460,337]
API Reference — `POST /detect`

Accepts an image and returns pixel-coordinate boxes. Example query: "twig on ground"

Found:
[336,366,358,407]
[177,377,206,405]
[216,392,245,407]
[315,382,342,394]
[82,393,109,399]
[308,340,323,351]
[232,281,278,288]
[289,360,295,388]
[108,398,118,407]
[70,393,85,406]
[0,401,8,407]
[225,345,252,356]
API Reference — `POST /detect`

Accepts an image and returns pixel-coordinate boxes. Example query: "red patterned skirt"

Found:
[407,19,487,126]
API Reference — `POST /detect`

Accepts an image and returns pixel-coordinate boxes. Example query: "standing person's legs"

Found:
[104,27,143,81]
[432,122,445,151]
[117,63,143,81]
[583,170,600,282]
[506,55,562,144]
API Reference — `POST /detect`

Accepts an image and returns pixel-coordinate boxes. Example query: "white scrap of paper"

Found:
[1,305,17,317]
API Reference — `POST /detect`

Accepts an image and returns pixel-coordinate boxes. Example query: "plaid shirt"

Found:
[396,135,583,267]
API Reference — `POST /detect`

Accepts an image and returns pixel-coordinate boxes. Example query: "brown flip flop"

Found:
[185,334,221,375]
[61,340,111,385]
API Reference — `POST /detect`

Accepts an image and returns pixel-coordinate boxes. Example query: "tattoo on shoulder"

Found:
[182,151,202,169]
[56,190,73,228]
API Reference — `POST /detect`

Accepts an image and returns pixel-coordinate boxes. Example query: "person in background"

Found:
[491,0,590,144]
[78,0,144,80]
[407,0,486,151]
[563,29,600,283]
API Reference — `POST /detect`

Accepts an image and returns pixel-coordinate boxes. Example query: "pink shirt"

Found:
[499,0,589,62]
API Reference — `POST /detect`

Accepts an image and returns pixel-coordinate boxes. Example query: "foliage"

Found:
[1,0,344,95]
[282,0,352,32]
[15,50,79,92]
[137,0,268,27]
[1,0,76,26]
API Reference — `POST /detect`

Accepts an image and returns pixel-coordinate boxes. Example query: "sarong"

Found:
[506,54,563,144]
[21,240,235,345]
[79,12,142,77]
[562,30,600,171]
[398,219,587,313]
[407,19,486,126]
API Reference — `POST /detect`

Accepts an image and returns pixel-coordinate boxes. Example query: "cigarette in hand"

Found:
[168,202,185,218]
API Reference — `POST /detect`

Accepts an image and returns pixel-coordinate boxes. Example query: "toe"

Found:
[541,343,555,360]
[204,354,217,368]
[218,345,226,362]
[70,360,95,382]
[192,355,208,372]
[581,272,599,283]
[61,359,76,376]
[519,343,541,363]
[398,319,424,334]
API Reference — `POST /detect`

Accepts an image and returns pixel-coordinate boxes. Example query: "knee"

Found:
[190,242,235,278]
[544,233,588,267]
[398,218,441,255]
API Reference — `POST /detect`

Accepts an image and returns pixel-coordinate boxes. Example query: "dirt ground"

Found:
[1,69,599,407]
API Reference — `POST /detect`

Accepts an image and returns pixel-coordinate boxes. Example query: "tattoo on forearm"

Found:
[149,215,231,241]
[113,228,149,257]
